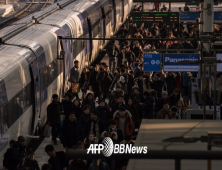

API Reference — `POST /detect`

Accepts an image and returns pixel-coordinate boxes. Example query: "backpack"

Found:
[3,148,12,168]
[107,43,116,56]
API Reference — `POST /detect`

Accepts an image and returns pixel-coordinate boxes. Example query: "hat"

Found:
[65,93,71,98]
[109,120,116,126]
[129,70,133,74]
[52,94,58,99]
[171,106,178,112]
[119,107,126,111]
[162,91,168,95]
[143,91,150,97]
[18,136,25,143]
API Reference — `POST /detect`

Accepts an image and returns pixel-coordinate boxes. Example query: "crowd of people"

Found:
[2,3,205,170]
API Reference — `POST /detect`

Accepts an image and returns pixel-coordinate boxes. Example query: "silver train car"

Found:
[0,0,133,166]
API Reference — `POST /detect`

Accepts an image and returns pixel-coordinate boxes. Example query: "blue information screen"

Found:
[180,12,200,21]
[144,53,161,72]
[164,53,200,72]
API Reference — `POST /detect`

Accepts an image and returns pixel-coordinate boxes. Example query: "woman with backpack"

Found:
[18,148,40,170]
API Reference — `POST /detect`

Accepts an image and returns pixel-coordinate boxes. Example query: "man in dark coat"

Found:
[111,95,129,115]
[11,136,27,170]
[47,94,64,145]
[140,91,155,119]
[125,46,135,66]
[70,60,80,99]
[89,65,100,99]
[85,109,104,141]
[165,72,177,96]
[59,112,83,148]
[96,100,112,129]
[156,91,171,112]
[45,145,67,170]
[152,73,167,99]
[62,93,73,120]
[108,120,123,143]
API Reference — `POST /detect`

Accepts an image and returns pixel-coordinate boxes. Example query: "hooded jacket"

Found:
[11,142,27,170]
[113,110,134,136]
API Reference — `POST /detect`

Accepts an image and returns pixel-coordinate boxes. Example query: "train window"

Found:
[0,80,7,109]
[0,83,32,137]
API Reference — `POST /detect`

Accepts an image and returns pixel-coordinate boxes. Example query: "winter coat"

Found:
[143,78,153,92]
[11,142,27,170]
[165,75,177,96]
[127,105,140,128]
[175,76,182,92]
[125,50,136,64]
[73,106,82,121]
[169,94,180,107]
[89,70,100,94]
[84,137,98,149]
[116,53,126,67]
[18,158,40,170]
[110,74,128,94]
[85,119,105,139]
[101,131,118,143]
[96,106,112,129]
[80,72,90,87]
[113,110,134,136]
[152,80,166,99]
[108,90,124,107]
[100,76,113,94]
[48,151,67,170]
[177,108,186,119]
[80,113,91,136]
[59,120,83,148]
[127,74,134,94]
[47,101,63,124]
[82,98,95,110]
[182,72,190,87]
[70,66,80,83]
[156,109,172,119]
[132,46,142,58]
[62,100,73,120]
[156,98,171,112]
[141,96,155,119]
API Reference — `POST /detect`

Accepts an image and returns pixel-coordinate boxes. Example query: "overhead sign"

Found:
[217,54,222,72]
[164,54,200,72]
[180,12,200,21]
[133,12,179,24]
[144,53,161,72]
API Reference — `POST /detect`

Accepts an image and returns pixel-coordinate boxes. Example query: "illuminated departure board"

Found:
[133,12,179,24]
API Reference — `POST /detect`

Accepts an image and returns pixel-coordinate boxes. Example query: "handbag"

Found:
[44,124,52,138]
[71,83,80,93]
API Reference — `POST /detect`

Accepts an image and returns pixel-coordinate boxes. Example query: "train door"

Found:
[30,59,41,135]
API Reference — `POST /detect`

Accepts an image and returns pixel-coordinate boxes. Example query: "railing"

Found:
[66,149,222,170]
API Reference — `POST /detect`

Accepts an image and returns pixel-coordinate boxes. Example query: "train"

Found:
[0,0,133,166]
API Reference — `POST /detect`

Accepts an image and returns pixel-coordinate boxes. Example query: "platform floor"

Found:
[127,119,222,170]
